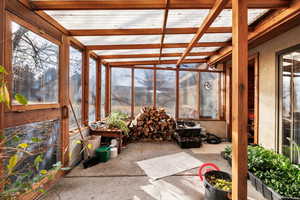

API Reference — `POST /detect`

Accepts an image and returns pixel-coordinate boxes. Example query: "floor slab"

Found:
[41,142,266,200]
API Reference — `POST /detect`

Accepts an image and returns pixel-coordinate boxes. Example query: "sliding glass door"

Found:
[279,48,300,164]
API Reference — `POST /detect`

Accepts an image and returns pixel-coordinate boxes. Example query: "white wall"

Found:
[249,24,300,150]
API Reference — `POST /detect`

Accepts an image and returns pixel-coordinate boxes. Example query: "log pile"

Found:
[129,107,176,141]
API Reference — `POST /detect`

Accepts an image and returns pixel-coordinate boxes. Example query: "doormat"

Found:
[137,152,201,180]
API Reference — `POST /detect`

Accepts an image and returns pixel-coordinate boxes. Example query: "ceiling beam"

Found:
[208,0,300,65]
[108,59,207,66]
[29,0,290,10]
[99,52,215,59]
[69,27,235,36]
[159,0,170,63]
[177,0,229,66]
[86,42,229,50]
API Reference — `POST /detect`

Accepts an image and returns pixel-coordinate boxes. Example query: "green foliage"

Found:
[209,177,232,191]
[7,154,19,175]
[225,145,300,197]
[106,112,130,135]
[14,93,28,105]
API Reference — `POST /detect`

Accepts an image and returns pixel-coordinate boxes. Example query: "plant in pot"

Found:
[0,65,66,199]
[204,170,232,200]
[106,112,130,136]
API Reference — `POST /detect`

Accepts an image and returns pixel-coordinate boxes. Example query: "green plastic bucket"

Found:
[95,147,111,163]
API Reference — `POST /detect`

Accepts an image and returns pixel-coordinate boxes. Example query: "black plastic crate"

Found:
[175,133,202,149]
[176,128,202,137]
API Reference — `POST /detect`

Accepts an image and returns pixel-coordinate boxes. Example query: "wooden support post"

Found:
[231,0,248,199]
[131,68,135,119]
[82,48,89,125]
[175,68,179,120]
[59,35,70,166]
[96,58,101,121]
[105,64,111,116]
[0,0,6,189]
[153,65,157,107]
[225,64,232,139]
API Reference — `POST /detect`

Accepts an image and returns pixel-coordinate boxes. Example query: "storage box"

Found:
[174,133,202,148]
[95,147,111,162]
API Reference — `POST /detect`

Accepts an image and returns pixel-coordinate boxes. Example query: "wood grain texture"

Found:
[231,0,248,199]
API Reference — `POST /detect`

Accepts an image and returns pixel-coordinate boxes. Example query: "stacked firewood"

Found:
[129,107,176,141]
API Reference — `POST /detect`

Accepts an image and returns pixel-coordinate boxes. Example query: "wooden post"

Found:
[82,48,89,125]
[225,64,232,139]
[59,35,70,166]
[175,68,179,119]
[131,68,135,119]
[0,0,6,189]
[232,0,248,199]
[96,58,101,121]
[105,63,111,116]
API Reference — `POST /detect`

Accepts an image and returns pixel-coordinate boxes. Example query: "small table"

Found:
[90,128,123,153]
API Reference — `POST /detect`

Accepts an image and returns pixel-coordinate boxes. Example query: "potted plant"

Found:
[204,170,232,200]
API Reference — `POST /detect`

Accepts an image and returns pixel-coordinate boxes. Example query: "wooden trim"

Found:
[96,58,101,121]
[175,68,179,119]
[252,53,259,145]
[176,0,229,66]
[105,64,111,116]
[87,42,230,50]
[158,0,170,63]
[100,52,216,59]
[69,27,235,36]
[209,0,300,65]
[153,66,157,107]
[29,0,290,10]
[82,49,90,125]
[59,35,70,166]
[11,104,60,112]
[231,0,248,198]
[177,118,226,121]
[225,63,232,139]
[4,108,61,128]
[110,65,223,72]
[131,68,135,118]
[109,59,207,66]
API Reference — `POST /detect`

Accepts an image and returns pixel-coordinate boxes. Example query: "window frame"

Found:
[108,65,224,121]
[6,13,61,112]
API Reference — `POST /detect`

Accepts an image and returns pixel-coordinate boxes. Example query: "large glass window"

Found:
[69,46,82,130]
[101,65,106,119]
[179,71,199,119]
[134,69,154,116]
[111,68,132,115]
[279,50,300,164]
[156,70,176,116]
[89,58,96,122]
[11,22,59,105]
[200,72,220,119]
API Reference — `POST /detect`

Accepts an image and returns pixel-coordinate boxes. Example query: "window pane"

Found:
[101,65,106,119]
[111,68,132,115]
[200,72,220,119]
[179,71,199,119]
[156,70,176,117]
[89,58,96,122]
[4,120,60,192]
[69,46,82,130]
[12,22,59,105]
[134,69,154,116]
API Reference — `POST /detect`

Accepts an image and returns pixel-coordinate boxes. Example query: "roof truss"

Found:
[29,0,290,10]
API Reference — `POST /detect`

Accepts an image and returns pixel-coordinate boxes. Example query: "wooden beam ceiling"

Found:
[86,42,229,50]
[208,0,300,65]
[108,59,207,66]
[159,0,170,63]
[29,0,290,10]
[99,52,215,59]
[69,27,235,36]
[177,0,230,66]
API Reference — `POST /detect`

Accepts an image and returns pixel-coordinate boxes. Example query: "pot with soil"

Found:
[204,170,232,200]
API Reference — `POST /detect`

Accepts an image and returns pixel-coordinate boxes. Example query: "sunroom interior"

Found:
[1,0,300,200]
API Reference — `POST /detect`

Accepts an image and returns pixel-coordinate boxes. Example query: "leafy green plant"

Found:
[224,145,300,197]
[0,65,65,199]
[106,112,130,135]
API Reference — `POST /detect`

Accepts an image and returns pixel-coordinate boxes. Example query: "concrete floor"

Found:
[41,142,266,200]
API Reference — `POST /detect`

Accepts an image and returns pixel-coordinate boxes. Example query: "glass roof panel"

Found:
[199,33,232,42]
[160,57,180,60]
[211,9,269,27]
[105,58,158,62]
[75,35,161,45]
[166,9,210,28]
[164,34,194,44]
[185,56,207,59]
[45,10,164,29]
[162,46,220,54]
[95,49,160,55]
